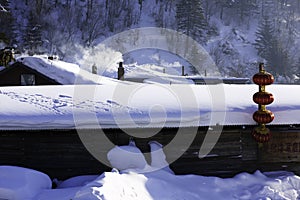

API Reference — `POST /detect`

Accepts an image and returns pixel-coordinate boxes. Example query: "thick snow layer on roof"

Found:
[17,55,122,85]
[0,83,299,130]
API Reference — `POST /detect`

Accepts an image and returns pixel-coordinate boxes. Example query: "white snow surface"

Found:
[0,166,52,200]
[72,170,300,200]
[0,83,299,130]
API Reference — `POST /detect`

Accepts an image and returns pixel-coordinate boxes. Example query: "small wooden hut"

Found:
[0,62,60,86]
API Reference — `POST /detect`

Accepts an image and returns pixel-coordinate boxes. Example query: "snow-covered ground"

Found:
[206,16,260,78]
[2,142,300,200]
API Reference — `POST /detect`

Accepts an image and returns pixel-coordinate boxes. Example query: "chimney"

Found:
[92,64,97,74]
[118,62,124,80]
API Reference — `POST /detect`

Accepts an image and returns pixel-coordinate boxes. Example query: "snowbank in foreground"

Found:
[1,141,300,200]
[73,170,300,200]
[0,166,51,200]
[1,166,300,200]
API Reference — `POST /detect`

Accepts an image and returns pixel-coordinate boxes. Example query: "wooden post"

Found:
[182,66,184,76]
[118,62,124,80]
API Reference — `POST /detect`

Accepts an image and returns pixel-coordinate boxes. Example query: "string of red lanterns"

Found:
[252,63,275,143]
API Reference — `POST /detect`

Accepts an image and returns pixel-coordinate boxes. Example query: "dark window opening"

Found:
[21,74,35,86]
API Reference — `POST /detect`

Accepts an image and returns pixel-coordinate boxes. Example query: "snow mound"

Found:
[0,166,51,200]
[107,145,148,171]
[107,140,174,174]
[56,175,99,189]
[73,169,300,200]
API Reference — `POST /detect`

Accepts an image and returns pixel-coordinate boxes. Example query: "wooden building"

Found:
[0,62,299,181]
[0,83,299,180]
[0,62,60,86]
[1,125,300,180]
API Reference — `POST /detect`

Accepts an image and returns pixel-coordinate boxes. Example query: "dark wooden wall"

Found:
[0,126,299,180]
[0,62,60,86]
[0,130,108,179]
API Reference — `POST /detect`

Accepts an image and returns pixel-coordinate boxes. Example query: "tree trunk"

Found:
[220,6,223,20]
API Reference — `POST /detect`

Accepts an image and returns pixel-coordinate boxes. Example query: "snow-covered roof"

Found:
[17,55,122,85]
[0,83,299,130]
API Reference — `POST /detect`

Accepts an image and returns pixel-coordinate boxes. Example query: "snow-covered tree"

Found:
[176,0,208,44]
[0,0,13,45]
[105,0,140,33]
[207,0,258,25]
[255,14,292,76]
[256,0,297,77]
[255,15,275,59]
[2,0,298,83]
[23,12,43,54]
[81,1,105,47]
[151,0,177,29]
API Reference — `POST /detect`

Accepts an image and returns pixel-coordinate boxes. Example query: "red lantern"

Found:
[253,72,274,85]
[253,110,274,124]
[252,63,274,144]
[252,127,271,143]
[253,92,274,105]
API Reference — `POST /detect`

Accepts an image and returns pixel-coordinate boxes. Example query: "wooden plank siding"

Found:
[0,126,300,180]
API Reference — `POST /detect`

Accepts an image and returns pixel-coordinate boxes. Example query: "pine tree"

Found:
[24,12,43,54]
[255,15,275,59]
[256,0,296,77]
[105,0,140,33]
[269,41,290,76]
[296,58,300,80]
[261,0,275,16]
[176,0,208,44]
[236,0,258,24]
[0,0,9,14]
[0,0,13,45]
[255,14,291,76]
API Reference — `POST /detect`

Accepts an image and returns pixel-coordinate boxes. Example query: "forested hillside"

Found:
[0,0,299,83]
